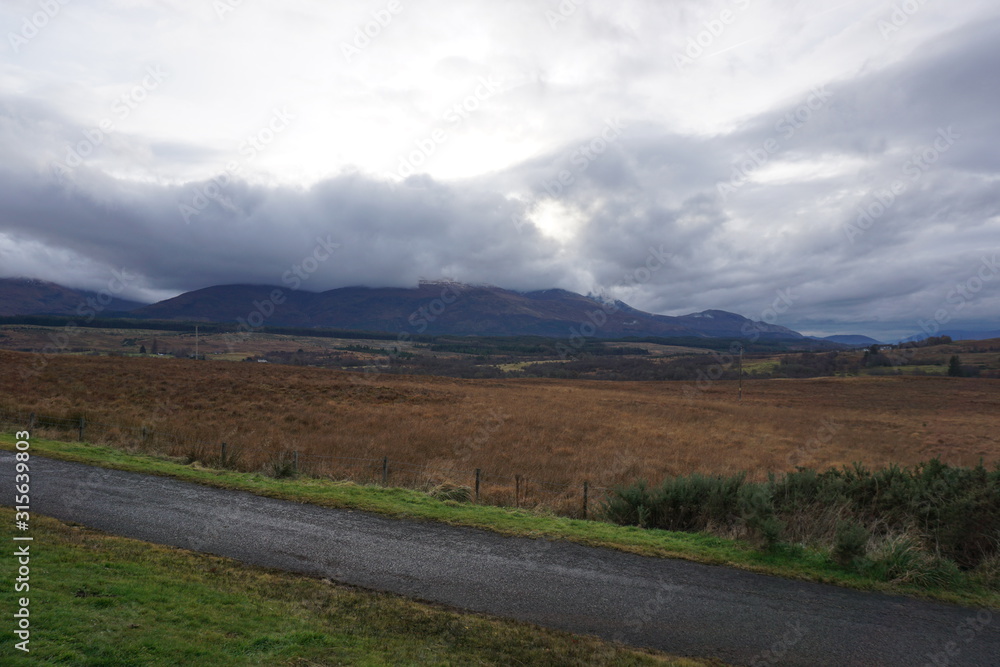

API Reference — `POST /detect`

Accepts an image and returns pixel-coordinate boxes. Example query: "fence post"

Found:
[78,417,85,442]
[28,412,36,431]
[475,468,481,503]
[583,481,589,519]
[293,450,299,474]
[221,442,227,467]
[382,456,388,485]
[515,475,521,508]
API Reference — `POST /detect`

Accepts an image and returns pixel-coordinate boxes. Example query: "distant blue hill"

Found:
[901,330,1000,343]
[817,335,883,347]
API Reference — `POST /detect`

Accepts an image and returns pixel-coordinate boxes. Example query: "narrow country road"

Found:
[4,453,997,666]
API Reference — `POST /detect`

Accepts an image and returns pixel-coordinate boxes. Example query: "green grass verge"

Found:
[0,509,712,666]
[3,433,998,610]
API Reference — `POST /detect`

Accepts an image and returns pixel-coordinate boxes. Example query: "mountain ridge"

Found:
[818,334,883,347]
[0,278,825,341]
[0,278,146,317]
[129,282,808,340]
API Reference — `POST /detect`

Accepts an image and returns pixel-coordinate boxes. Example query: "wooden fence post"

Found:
[475,468,481,503]
[28,412,36,430]
[293,450,299,474]
[221,442,227,467]
[515,475,521,508]
[78,417,85,442]
[382,456,388,485]
[583,481,589,519]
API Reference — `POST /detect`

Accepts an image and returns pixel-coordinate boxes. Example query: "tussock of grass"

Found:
[1,509,708,666]
[3,434,999,610]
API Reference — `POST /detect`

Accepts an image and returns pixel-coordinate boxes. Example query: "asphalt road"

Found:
[4,453,998,666]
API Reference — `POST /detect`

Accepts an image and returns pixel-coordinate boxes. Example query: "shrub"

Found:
[739,484,784,548]
[600,480,652,527]
[267,455,298,479]
[602,473,746,532]
[833,521,869,567]
[601,460,1000,574]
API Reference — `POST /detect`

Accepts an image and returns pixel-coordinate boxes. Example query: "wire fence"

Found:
[0,405,613,519]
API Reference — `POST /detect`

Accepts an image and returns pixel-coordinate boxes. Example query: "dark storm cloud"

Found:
[1,11,998,340]
[0,147,567,299]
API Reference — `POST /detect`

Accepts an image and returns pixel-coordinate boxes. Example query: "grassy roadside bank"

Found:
[0,509,707,665]
[3,433,998,610]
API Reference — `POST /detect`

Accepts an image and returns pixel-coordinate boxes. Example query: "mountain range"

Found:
[0,278,870,343]
[128,281,813,340]
[0,278,146,317]
[819,334,883,347]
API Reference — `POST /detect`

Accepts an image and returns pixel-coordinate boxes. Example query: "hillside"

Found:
[821,334,882,347]
[131,281,807,340]
[0,278,146,316]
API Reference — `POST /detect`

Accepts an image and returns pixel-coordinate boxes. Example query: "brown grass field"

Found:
[1,349,998,512]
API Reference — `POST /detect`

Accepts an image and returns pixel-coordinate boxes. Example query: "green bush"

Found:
[602,473,745,532]
[739,484,784,548]
[600,459,1000,575]
[833,521,869,567]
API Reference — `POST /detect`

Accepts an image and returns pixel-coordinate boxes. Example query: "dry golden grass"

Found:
[2,350,998,511]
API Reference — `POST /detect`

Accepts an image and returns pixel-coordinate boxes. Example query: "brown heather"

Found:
[1,350,998,512]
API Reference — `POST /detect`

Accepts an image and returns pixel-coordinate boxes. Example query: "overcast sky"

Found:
[1,0,998,340]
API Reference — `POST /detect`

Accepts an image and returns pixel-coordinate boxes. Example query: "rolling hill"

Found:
[820,335,883,347]
[0,278,146,317]
[0,277,831,341]
[129,281,808,340]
